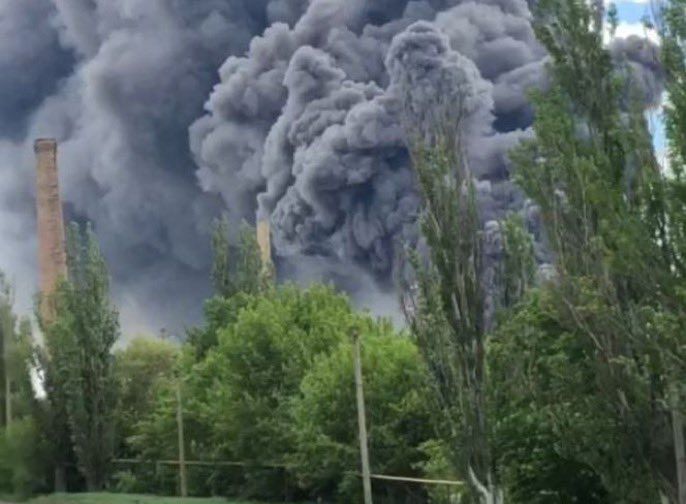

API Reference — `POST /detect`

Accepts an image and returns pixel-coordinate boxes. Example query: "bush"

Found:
[489,290,612,502]
[0,418,51,499]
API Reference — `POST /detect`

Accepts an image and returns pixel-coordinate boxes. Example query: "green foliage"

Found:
[210,217,263,300]
[500,214,536,308]
[44,223,120,491]
[415,441,467,504]
[499,0,686,499]
[0,272,34,427]
[187,294,255,360]
[661,0,686,174]
[113,337,178,458]
[190,218,266,358]
[129,284,438,501]
[290,330,434,503]
[26,493,242,504]
[607,3,619,37]
[489,290,639,502]
[0,417,52,499]
[199,285,359,498]
[404,126,499,499]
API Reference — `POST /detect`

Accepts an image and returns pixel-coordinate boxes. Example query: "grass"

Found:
[23,494,257,504]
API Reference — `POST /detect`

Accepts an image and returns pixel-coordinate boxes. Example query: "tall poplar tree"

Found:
[659,1,686,500]
[45,223,119,491]
[210,216,263,299]
[401,100,505,500]
[507,0,686,498]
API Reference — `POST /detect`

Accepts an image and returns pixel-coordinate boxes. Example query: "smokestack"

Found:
[34,138,67,323]
[257,219,272,270]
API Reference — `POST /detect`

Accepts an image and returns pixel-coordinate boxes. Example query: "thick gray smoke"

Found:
[190,0,549,316]
[0,0,309,333]
[0,0,663,332]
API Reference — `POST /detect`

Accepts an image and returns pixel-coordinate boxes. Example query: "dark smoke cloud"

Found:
[0,0,663,332]
[190,0,548,313]
[609,35,664,108]
[0,1,75,139]
[0,0,308,334]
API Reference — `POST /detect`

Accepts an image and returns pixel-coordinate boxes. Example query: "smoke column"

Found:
[0,0,663,333]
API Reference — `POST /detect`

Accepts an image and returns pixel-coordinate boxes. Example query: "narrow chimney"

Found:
[256,219,272,270]
[34,138,67,323]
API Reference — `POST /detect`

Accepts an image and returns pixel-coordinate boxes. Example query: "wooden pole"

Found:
[4,366,10,427]
[671,387,686,504]
[353,330,373,504]
[3,325,10,427]
[176,379,188,498]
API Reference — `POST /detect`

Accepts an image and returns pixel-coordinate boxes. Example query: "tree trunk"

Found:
[85,472,100,493]
[54,464,66,493]
[468,465,504,504]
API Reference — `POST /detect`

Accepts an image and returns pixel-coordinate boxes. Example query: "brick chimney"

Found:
[34,138,67,323]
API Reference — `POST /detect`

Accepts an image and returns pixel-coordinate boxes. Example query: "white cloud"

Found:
[604,21,660,44]
[605,0,652,5]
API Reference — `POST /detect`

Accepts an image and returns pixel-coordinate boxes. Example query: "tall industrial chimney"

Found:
[34,138,67,323]
[256,219,272,271]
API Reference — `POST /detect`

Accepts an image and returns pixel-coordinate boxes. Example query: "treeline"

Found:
[0,0,685,502]
[0,223,443,503]
[113,222,440,502]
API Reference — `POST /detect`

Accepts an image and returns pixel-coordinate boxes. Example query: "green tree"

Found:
[502,0,685,498]
[211,216,263,299]
[45,223,120,491]
[189,218,265,357]
[131,284,432,501]
[113,337,178,458]
[489,290,616,502]
[499,214,536,309]
[0,417,52,499]
[402,120,503,500]
[0,273,34,428]
[0,273,47,500]
[290,329,435,503]
[200,284,355,498]
[661,0,686,173]
[659,1,686,499]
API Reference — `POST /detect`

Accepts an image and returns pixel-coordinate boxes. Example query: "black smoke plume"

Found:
[0,0,663,332]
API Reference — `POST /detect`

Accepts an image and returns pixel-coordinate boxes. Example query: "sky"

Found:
[610,0,668,163]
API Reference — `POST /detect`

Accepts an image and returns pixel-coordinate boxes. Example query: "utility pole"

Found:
[4,381,10,427]
[162,328,188,498]
[353,330,373,504]
[1,299,12,428]
[175,377,188,498]
[4,338,10,428]
[671,386,686,504]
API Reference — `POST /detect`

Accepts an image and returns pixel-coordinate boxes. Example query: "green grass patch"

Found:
[23,493,254,504]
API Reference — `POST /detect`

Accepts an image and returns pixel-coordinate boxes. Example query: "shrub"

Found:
[0,418,51,499]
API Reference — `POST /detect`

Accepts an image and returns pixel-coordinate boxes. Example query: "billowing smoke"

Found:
[0,0,663,333]
[190,0,548,316]
[0,0,309,333]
